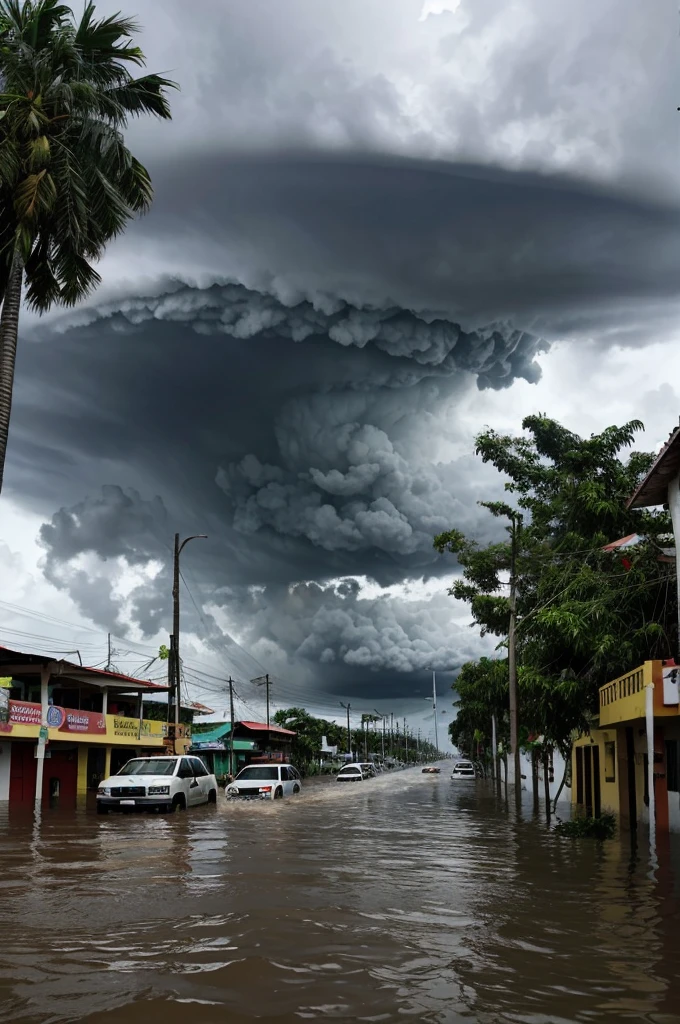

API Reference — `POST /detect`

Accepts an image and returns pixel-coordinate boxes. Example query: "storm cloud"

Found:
[5,149,677,698]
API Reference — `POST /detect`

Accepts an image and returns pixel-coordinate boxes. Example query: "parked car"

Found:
[451,760,477,781]
[97,755,218,813]
[225,763,302,800]
[336,763,370,783]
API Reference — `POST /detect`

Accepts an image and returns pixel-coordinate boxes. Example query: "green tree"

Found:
[435,416,674,758]
[0,0,175,491]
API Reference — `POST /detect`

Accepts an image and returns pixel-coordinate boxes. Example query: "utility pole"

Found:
[228,677,235,777]
[374,710,385,761]
[404,717,408,763]
[432,671,439,753]
[252,674,272,727]
[390,713,394,757]
[340,702,351,757]
[106,633,111,671]
[508,513,521,800]
[171,532,208,738]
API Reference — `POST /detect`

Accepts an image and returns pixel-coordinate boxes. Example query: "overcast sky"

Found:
[1,0,679,744]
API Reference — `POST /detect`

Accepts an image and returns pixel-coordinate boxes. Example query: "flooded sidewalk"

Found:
[1,770,679,1023]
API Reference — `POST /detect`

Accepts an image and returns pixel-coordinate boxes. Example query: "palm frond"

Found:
[102,72,176,121]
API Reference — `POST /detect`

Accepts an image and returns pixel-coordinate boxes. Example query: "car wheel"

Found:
[293,784,300,795]
[274,787,283,799]
[208,789,217,804]
[96,804,108,815]
[172,793,186,812]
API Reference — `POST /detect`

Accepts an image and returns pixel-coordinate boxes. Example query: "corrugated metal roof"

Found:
[628,425,680,509]
[239,720,296,736]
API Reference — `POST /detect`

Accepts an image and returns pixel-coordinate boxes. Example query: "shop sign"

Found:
[58,708,106,734]
[9,701,42,726]
[111,717,167,739]
[663,667,679,706]
[192,741,225,751]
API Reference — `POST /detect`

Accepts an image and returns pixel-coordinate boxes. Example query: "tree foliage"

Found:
[435,416,674,756]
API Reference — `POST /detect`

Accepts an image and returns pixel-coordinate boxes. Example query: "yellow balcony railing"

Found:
[599,663,652,726]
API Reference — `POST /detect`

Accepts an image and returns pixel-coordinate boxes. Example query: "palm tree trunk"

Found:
[0,252,24,495]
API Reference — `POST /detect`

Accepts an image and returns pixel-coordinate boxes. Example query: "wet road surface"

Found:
[2,768,680,1023]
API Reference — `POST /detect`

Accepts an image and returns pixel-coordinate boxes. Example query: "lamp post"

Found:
[171,532,207,734]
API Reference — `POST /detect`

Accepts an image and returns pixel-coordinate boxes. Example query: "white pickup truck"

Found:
[96,755,218,813]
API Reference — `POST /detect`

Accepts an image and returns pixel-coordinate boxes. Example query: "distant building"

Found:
[190,720,296,777]
[0,644,176,808]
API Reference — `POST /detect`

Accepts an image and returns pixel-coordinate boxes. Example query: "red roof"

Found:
[239,720,296,736]
[0,645,168,690]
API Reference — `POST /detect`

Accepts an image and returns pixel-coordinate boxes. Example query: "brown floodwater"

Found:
[1,769,680,1024]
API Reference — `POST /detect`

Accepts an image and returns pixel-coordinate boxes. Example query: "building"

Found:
[190,720,296,776]
[572,660,680,834]
[0,645,179,808]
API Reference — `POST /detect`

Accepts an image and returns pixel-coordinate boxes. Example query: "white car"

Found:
[226,763,302,800]
[336,763,371,783]
[97,755,218,813]
[451,760,476,781]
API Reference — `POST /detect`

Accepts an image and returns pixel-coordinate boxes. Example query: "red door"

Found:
[9,742,37,805]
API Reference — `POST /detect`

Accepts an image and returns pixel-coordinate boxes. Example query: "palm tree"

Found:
[0,0,175,492]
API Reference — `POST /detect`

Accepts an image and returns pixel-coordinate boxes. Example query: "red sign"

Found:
[3,701,106,735]
[59,708,106,734]
[9,701,42,726]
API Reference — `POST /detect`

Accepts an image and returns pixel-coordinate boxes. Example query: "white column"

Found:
[34,665,50,807]
[667,472,680,656]
[101,687,108,716]
[491,714,498,781]
[645,682,656,845]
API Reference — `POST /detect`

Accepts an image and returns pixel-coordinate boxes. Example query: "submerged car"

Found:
[97,755,218,813]
[336,763,370,782]
[226,764,302,800]
[422,766,441,774]
[451,760,477,781]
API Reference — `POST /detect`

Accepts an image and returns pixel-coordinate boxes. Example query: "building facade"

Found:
[0,645,179,808]
[572,660,680,834]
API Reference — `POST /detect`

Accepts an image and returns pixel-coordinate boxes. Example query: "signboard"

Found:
[192,741,225,751]
[0,688,8,724]
[9,701,42,726]
[58,708,106,734]
[111,717,167,740]
[6,701,106,734]
[39,726,48,741]
[663,667,680,706]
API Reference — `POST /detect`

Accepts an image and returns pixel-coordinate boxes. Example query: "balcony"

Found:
[3,700,169,746]
[599,661,680,726]
[599,665,649,726]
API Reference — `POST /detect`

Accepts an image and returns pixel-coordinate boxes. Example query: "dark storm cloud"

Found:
[10,151,680,687]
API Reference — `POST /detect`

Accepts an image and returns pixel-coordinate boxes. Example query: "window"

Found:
[666,740,679,793]
[117,758,176,776]
[178,758,195,779]
[191,758,208,777]
[604,742,616,783]
[236,766,279,781]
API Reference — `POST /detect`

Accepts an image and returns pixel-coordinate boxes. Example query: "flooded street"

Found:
[2,769,680,1024]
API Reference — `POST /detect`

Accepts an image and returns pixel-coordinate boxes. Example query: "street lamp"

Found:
[424,670,439,754]
[171,532,207,731]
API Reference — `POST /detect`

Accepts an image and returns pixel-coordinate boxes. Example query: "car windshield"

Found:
[236,767,278,781]
[117,758,176,776]
[339,768,359,775]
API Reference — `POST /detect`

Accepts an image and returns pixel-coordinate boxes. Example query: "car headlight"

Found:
[97,787,111,796]
[227,786,238,795]
[148,786,170,795]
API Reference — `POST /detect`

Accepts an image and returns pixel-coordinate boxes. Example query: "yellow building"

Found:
[0,644,190,808]
[572,661,680,835]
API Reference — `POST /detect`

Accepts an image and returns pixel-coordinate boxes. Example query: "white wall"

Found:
[0,741,11,801]
[518,748,570,805]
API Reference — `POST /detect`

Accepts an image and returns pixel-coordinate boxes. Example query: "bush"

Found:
[554,813,616,840]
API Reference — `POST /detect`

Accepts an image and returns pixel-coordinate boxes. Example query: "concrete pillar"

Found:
[101,687,108,716]
[34,665,51,807]
[104,746,112,779]
[646,682,656,846]
[77,746,89,796]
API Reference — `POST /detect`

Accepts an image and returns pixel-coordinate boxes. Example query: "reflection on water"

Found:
[1,770,679,1023]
